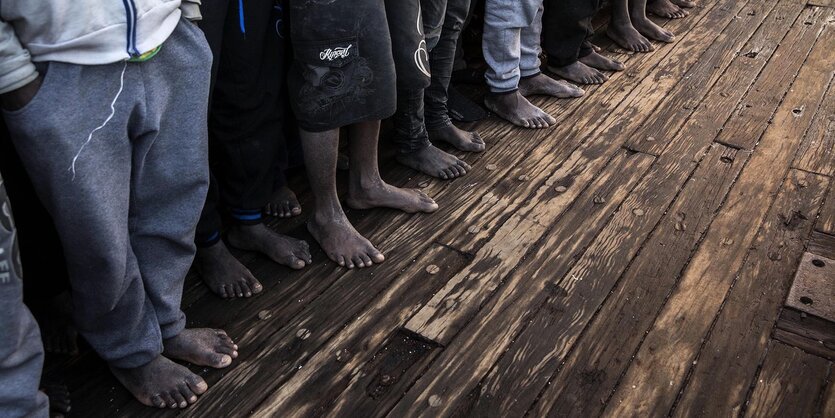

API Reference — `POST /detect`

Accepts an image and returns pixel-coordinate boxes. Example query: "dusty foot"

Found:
[346,182,438,214]
[672,0,696,7]
[484,90,556,129]
[227,223,312,270]
[518,73,585,97]
[41,382,71,417]
[110,356,208,409]
[607,23,654,52]
[308,215,385,268]
[549,61,608,85]
[396,145,471,180]
[164,328,238,369]
[633,17,675,43]
[579,50,626,72]
[195,241,263,299]
[42,292,79,355]
[428,124,485,153]
[648,0,688,18]
[265,185,301,218]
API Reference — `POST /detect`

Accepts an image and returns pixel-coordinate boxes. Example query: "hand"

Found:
[1,75,43,111]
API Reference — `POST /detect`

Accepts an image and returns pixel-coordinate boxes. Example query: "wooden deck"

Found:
[51,0,835,416]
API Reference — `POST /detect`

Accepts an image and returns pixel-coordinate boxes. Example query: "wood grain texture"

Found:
[743,342,831,417]
[816,188,835,235]
[603,31,835,414]
[671,170,829,418]
[793,80,835,177]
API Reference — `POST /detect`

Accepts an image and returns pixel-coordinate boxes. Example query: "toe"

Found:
[218,285,229,299]
[160,392,176,408]
[239,281,253,298]
[177,383,198,404]
[265,204,274,216]
[352,255,365,268]
[458,159,472,171]
[291,205,302,216]
[151,394,166,408]
[336,255,346,267]
[186,375,209,395]
[359,253,373,267]
[249,279,264,294]
[171,391,188,408]
[213,353,233,368]
[231,283,243,298]
[370,249,385,263]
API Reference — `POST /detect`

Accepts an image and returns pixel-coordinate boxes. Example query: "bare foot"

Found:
[110,356,208,409]
[672,0,695,7]
[396,145,471,180]
[607,23,654,52]
[549,61,608,85]
[227,223,312,270]
[648,0,688,18]
[484,90,557,129]
[346,182,438,214]
[579,50,626,72]
[164,328,238,369]
[632,16,675,43]
[519,73,585,97]
[308,214,384,268]
[265,185,301,218]
[428,124,485,153]
[195,241,262,298]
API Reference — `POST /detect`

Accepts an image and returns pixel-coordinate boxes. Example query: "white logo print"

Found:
[414,4,430,77]
[320,45,353,61]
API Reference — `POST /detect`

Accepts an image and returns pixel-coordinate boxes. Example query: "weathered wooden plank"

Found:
[409,0,765,345]
[468,144,746,417]
[442,0,745,255]
[785,252,835,322]
[820,372,835,417]
[808,230,835,259]
[808,0,834,7]
[530,6,823,416]
[816,189,835,235]
[716,8,833,150]
[388,150,654,416]
[793,83,835,177]
[176,243,466,417]
[625,0,801,155]
[775,308,835,361]
[602,30,835,414]
[671,170,829,418]
[743,342,830,417]
[250,244,467,417]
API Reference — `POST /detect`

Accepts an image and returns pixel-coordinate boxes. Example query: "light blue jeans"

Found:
[482,0,544,92]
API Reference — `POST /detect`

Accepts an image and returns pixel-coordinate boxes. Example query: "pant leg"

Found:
[483,0,539,92]
[195,0,230,247]
[519,0,544,78]
[543,0,597,67]
[386,0,433,154]
[0,173,49,418]
[4,61,162,369]
[423,0,471,130]
[130,19,212,340]
[210,0,289,225]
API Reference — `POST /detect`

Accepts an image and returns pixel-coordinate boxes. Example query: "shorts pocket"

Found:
[2,62,57,118]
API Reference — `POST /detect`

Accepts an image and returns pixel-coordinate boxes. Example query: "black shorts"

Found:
[288,0,397,132]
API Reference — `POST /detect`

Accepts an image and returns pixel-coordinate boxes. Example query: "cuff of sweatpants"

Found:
[160,312,187,341]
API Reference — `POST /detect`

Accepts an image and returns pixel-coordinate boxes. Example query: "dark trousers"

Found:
[543,0,600,67]
[196,0,291,245]
[388,0,472,154]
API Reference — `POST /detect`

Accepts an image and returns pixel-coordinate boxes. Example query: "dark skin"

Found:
[1,76,42,111]
[551,50,625,85]
[647,0,688,19]
[608,0,675,52]
[265,185,302,218]
[485,74,583,129]
[195,223,311,299]
[301,120,438,269]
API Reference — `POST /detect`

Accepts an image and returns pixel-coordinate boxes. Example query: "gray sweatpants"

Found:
[3,18,212,369]
[482,0,544,92]
[0,173,49,418]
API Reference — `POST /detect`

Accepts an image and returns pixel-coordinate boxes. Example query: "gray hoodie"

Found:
[0,0,202,94]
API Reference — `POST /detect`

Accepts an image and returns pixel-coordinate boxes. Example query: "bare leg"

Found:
[630,0,676,43]
[607,0,654,52]
[345,121,438,213]
[300,127,385,269]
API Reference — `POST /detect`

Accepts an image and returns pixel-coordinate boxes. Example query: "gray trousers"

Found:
[3,19,212,369]
[0,173,48,418]
[483,0,544,92]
